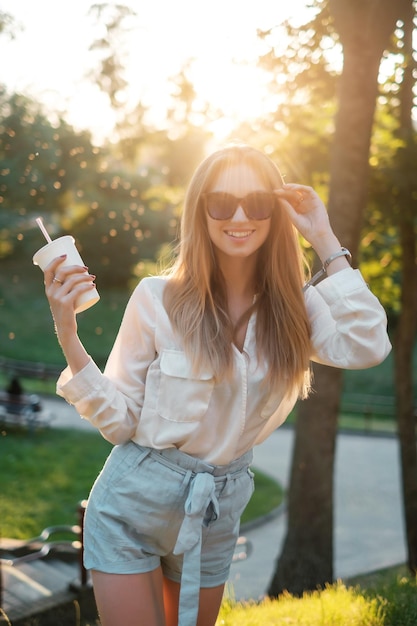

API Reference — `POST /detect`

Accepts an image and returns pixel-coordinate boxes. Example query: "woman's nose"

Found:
[230,204,247,221]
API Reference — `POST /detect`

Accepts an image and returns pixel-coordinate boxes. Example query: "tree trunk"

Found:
[268,0,403,597]
[268,363,341,596]
[395,217,417,573]
[394,0,417,574]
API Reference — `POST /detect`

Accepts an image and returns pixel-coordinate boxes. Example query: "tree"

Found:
[0,92,100,207]
[328,0,417,577]
[87,3,136,111]
[268,0,407,596]
[0,9,19,40]
[256,2,338,184]
[391,3,417,573]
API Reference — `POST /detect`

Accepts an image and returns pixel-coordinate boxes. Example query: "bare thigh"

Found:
[92,568,166,626]
[163,576,225,626]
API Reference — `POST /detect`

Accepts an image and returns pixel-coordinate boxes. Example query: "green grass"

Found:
[0,426,283,539]
[220,582,385,625]
[0,428,112,538]
[241,469,283,526]
[216,565,417,626]
[218,575,417,625]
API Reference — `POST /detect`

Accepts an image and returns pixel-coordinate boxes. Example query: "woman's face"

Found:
[205,163,272,265]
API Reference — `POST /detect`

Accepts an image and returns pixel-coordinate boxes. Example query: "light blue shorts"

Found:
[83,442,254,625]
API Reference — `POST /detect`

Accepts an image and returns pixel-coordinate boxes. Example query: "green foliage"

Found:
[71,174,178,288]
[250,1,415,321]
[220,582,385,625]
[0,90,100,217]
[253,0,338,184]
[362,102,417,318]
[0,88,182,286]
[87,3,137,110]
[219,575,417,625]
[365,575,417,626]
[0,10,19,39]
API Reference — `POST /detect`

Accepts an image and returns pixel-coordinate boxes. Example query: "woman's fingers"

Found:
[274,183,333,246]
[274,184,317,213]
[43,256,96,312]
[44,255,89,286]
[43,255,67,287]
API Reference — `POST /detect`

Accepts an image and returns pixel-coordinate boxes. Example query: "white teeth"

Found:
[226,231,253,238]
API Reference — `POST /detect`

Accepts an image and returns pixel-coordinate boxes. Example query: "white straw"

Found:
[36,217,52,243]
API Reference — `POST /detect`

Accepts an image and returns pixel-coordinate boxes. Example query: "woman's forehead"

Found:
[210,163,266,194]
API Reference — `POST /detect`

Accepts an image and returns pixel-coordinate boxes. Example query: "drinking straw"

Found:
[36,217,52,243]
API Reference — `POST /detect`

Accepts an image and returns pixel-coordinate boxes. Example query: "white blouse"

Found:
[57,268,391,465]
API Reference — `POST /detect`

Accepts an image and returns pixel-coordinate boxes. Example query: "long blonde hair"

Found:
[164,144,312,398]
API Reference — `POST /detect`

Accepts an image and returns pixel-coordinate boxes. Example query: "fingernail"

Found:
[60,254,67,258]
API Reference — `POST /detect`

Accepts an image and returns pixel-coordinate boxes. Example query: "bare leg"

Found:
[163,576,225,626]
[197,585,225,626]
[92,568,166,626]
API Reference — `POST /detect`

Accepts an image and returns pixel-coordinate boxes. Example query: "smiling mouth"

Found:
[225,230,254,238]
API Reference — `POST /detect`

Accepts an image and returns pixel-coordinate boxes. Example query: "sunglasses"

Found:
[201,191,277,221]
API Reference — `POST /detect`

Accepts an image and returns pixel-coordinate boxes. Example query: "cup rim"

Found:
[33,235,75,265]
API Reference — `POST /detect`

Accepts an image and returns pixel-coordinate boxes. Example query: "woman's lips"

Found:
[224,230,254,239]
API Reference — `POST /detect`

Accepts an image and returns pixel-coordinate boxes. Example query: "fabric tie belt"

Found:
[174,472,218,625]
[149,447,252,626]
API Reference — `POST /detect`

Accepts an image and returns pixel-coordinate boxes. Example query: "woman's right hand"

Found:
[43,255,96,343]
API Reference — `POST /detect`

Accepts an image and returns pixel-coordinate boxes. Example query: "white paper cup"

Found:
[33,235,100,314]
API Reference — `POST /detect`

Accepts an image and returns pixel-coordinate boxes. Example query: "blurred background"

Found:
[1,0,417,606]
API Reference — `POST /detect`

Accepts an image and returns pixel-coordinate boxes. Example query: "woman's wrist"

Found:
[323,247,352,271]
[303,244,352,290]
[57,331,90,375]
[311,233,343,263]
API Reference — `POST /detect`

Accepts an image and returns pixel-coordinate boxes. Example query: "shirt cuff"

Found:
[315,268,366,305]
[56,358,104,404]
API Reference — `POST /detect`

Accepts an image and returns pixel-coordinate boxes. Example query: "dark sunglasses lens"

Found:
[206,193,235,219]
[205,191,275,220]
[246,192,275,219]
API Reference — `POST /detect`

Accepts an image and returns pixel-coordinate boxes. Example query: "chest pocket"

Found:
[157,350,214,422]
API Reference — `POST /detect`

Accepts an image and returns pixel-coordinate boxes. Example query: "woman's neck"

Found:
[217,256,257,300]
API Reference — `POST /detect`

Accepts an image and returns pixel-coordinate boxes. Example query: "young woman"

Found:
[43,144,391,626]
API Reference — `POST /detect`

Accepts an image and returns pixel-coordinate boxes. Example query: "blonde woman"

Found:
[43,145,391,626]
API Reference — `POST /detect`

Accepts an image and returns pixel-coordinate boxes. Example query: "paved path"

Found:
[43,395,407,602]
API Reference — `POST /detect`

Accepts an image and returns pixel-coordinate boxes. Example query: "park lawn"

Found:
[0,427,112,538]
[0,426,283,539]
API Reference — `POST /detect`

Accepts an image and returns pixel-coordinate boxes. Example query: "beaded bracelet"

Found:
[303,247,352,291]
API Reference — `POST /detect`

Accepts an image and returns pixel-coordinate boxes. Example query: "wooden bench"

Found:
[0,501,91,618]
[0,356,63,382]
[0,391,52,431]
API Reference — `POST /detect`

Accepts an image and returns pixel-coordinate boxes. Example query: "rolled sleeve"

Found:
[56,278,158,444]
[306,268,391,369]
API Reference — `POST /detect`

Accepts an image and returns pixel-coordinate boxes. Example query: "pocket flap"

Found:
[160,350,213,381]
